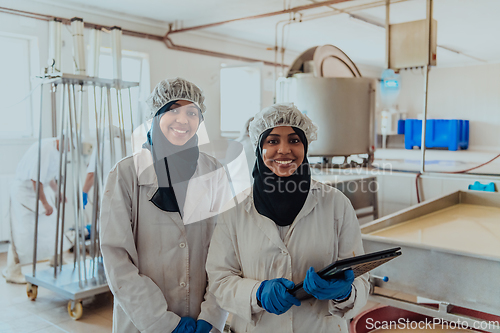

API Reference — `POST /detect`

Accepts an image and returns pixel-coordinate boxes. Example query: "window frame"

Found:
[87,47,150,140]
[0,32,40,140]
[220,62,263,138]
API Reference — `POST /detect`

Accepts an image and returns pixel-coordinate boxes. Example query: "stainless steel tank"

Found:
[278,74,376,157]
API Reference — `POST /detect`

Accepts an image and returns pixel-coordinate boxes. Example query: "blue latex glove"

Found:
[256,278,301,315]
[85,225,91,240]
[82,192,88,209]
[172,317,196,333]
[303,267,355,301]
[194,319,212,333]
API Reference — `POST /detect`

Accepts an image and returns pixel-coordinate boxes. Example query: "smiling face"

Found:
[261,126,305,177]
[159,100,200,146]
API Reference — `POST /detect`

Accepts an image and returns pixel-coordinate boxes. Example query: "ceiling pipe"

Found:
[166,0,415,70]
[308,0,487,63]
[163,36,285,67]
[0,6,51,21]
[0,6,285,67]
[0,7,165,41]
[5,1,482,68]
[167,0,354,35]
[273,0,411,77]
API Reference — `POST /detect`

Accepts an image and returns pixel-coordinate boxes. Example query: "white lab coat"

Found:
[10,138,61,264]
[100,147,232,333]
[15,138,60,185]
[206,181,370,333]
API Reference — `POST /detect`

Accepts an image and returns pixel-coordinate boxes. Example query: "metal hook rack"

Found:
[26,73,139,320]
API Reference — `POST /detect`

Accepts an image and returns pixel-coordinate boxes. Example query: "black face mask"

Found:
[143,101,201,215]
[252,127,311,227]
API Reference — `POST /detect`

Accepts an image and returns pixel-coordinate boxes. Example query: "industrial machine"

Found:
[276,45,376,166]
[361,190,500,332]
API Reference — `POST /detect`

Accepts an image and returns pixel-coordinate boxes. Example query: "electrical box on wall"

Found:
[389,19,437,69]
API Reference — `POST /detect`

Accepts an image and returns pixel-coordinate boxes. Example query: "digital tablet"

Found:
[289,247,402,301]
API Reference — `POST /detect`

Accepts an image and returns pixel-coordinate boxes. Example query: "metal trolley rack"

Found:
[26,73,139,320]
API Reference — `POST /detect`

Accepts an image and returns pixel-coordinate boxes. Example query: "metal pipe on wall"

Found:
[111,26,123,81]
[70,18,86,75]
[127,88,135,151]
[385,0,390,69]
[118,89,127,155]
[51,83,58,137]
[111,26,127,156]
[77,84,88,283]
[88,29,101,77]
[54,83,65,277]
[66,83,82,286]
[59,129,69,270]
[1,7,282,67]
[167,0,354,34]
[1,1,412,69]
[106,87,116,167]
[48,18,62,73]
[420,0,433,174]
[32,83,45,278]
[90,85,102,276]
[163,36,284,67]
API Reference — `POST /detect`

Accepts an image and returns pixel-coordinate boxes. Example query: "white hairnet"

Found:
[249,103,318,149]
[146,77,206,118]
[236,116,254,141]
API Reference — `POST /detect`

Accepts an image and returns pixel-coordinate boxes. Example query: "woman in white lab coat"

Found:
[100,78,231,333]
[206,103,369,333]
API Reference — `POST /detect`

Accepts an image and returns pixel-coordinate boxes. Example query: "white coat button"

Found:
[281,250,288,255]
[180,282,186,287]
[179,243,186,248]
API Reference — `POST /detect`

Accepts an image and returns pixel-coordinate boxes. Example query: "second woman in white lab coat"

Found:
[206,103,369,333]
[100,78,231,333]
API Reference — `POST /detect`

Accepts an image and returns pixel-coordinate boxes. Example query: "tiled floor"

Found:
[0,251,113,333]
[0,249,390,333]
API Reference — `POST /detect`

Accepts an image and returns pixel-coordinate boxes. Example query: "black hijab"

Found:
[252,127,311,226]
[143,101,202,215]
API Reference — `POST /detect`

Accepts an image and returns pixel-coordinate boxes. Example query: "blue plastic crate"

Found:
[397,119,405,134]
[468,181,496,192]
[404,119,469,150]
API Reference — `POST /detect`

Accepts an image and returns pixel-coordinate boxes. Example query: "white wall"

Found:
[0,7,300,241]
[0,10,297,142]
[397,63,500,151]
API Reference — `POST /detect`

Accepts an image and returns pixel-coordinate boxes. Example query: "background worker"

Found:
[3,138,67,284]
